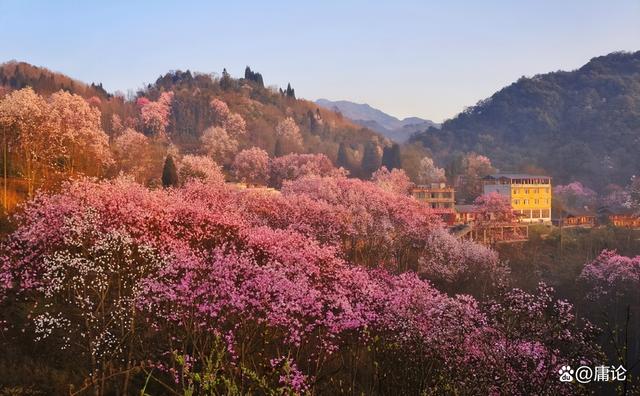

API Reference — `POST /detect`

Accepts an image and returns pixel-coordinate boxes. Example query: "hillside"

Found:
[0,62,386,177]
[316,99,439,142]
[410,51,640,190]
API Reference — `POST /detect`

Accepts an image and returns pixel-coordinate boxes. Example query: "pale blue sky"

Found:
[0,0,638,121]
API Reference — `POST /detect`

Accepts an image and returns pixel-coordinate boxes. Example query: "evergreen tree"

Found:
[274,138,284,157]
[285,83,295,99]
[337,142,350,169]
[381,143,402,170]
[220,68,232,90]
[307,110,318,133]
[361,141,381,177]
[161,155,179,188]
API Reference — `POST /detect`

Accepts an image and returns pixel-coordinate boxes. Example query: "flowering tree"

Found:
[579,250,640,393]
[275,117,303,153]
[178,154,225,185]
[209,98,246,136]
[48,90,113,174]
[553,181,597,212]
[137,91,174,137]
[473,192,516,224]
[0,88,53,196]
[112,128,151,182]
[372,166,413,195]
[232,147,270,186]
[459,153,495,201]
[0,177,602,395]
[210,98,230,122]
[417,156,445,185]
[269,153,347,188]
[0,88,112,196]
[200,126,239,163]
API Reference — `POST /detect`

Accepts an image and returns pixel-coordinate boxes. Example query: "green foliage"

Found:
[411,51,640,190]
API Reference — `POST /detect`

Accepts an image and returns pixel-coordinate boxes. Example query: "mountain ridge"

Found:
[409,50,640,190]
[315,98,439,142]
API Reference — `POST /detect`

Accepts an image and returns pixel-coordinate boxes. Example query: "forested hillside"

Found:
[410,51,640,190]
[0,62,386,179]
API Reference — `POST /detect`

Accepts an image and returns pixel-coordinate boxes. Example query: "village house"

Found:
[482,173,552,224]
[553,208,596,227]
[599,207,640,228]
[411,182,455,210]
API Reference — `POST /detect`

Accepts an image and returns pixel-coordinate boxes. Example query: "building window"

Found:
[524,199,529,205]
[535,199,539,204]
[513,199,519,205]
[542,209,550,218]
[525,189,529,194]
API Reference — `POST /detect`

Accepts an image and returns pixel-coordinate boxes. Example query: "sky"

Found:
[0,1,638,122]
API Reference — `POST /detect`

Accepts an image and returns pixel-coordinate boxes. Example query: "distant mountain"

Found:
[410,51,640,191]
[316,99,439,142]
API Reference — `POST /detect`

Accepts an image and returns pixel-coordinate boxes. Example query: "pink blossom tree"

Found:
[553,181,597,212]
[0,177,602,395]
[473,192,515,224]
[232,147,270,186]
[269,153,347,188]
[137,91,174,137]
[371,166,413,195]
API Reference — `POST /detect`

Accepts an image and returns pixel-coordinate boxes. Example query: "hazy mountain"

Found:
[410,51,640,191]
[316,99,439,142]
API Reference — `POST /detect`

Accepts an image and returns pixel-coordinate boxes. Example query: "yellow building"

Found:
[482,174,552,223]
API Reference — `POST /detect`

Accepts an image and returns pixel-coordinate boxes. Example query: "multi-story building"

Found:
[411,182,455,210]
[482,174,552,223]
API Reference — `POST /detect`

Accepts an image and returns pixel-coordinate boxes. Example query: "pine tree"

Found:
[285,83,295,99]
[274,138,284,157]
[361,141,381,177]
[220,68,232,90]
[162,155,179,187]
[337,142,350,169]
[381,143,402,170]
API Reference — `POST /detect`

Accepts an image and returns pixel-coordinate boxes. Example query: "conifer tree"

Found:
[381,143,402,170]
[161,155,179,187]
[361,141,381,177]
[337,142,350,169]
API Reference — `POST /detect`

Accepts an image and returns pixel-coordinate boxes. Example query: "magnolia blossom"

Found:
[553,181,597,211]
[179,154,225,185]
[372,166,413,195]
[580,250,640,298]
[233,147,270,185]
[201,126,239,163]
[417,156,445,185]
[473,192,515,224]
[209,98,246,136]
[138,91,174,137]
[269,153,347,188]
[0,177,600,395]
[275,117,303,149]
